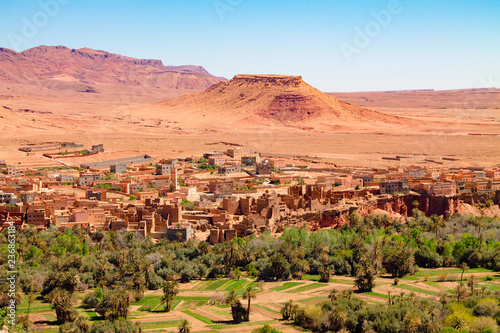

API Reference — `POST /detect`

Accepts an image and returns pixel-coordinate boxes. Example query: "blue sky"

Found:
[0,0,499,92]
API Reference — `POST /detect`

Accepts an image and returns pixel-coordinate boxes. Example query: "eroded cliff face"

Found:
[302,191,499,230]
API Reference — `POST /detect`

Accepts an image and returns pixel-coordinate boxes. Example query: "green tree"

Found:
[281,299,298,320]
[383,244,415,278]
[242,285,257,321]
[355,262,376,292]
[225,290,247,322]
[178,319,191,333]
[26,292,35,317]
[160,281,179,312]
[95,288,130,320]
[459,263,469,283]
[49,289,76,324]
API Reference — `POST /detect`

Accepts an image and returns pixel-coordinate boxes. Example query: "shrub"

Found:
[82,292,99,309]
[89,320,141,333]
[139,304,152,312]
[438,271,449,282]
[252,324,283,333]
[474,298,499,317]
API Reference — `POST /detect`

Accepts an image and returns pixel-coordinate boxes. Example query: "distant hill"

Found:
[148,74,402,132]
[0,45,224,92]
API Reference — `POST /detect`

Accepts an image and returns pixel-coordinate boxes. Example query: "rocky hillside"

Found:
[151,74,403,131]
[0,45,224,92]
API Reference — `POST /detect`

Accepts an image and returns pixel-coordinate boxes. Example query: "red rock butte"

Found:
[151,74,403,132]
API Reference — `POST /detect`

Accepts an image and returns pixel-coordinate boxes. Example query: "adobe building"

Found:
[203,152,224,159]
[110,164,127,173]
[227,147,252,158]
[218,165,241,175]
[269,159,286,170]
[379,179,410,194]
[7,167,24,177]
[210,228,237,245]
[90,144,105,153]
[241,155,261,166]
[156,160,178,175]
[208,156,225,166]
[20,192,34,205]
[166,222,193,242]
[78,174,101,186]
[256,162,272,175]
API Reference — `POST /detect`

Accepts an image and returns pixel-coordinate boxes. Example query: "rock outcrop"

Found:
[156,74,402,130]
[0,45,223,91]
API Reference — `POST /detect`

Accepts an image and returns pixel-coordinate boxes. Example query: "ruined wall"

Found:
[294,191,500,230]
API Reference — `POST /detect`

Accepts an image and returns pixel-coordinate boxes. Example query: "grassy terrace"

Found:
[23,269,500,332]
[285,283,327,293]
[182,310,215,324]
[393,284,441,296]
[271,282,305,292]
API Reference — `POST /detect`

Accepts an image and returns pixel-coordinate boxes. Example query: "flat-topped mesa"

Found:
[231,74,304,87]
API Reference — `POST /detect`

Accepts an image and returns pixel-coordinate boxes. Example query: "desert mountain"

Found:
[0,46,224,93]
[148,74,402,132]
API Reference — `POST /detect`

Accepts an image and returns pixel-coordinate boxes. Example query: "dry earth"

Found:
[0,48,499,169]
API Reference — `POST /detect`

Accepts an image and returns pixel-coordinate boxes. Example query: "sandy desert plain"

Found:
[0,46,498,170]
[0,79,499,170]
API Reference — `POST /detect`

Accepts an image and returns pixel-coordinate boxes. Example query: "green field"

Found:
[286,283,326,293]
[182,310,215,324]
[271,282,305,292]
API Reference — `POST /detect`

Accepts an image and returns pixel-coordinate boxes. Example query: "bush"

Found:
[139,304,152,312]
[89,320,141,333]
[82,292,99,309]
[146,271,164,290]
[474,298,499,317]
[180,266,197,282]
[252,324,283,333]
[415,246,444,268]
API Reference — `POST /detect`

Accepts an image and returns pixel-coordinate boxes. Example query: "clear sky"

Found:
[0,0,499,92]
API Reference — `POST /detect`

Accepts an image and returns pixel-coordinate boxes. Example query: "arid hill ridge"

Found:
[0,45,224,91]
[152,74,403,131]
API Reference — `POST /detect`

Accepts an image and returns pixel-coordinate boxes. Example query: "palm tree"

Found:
[95,288,130,320]
[291,259,309,280]
[403,312,422,333]
[178,319,191,333]
[26,292,35,317]
[50,289,76,324]
[223,241,243,274]
[242,285,257,321]
[160,281,179,312]
[225,290,247,322]
[430,215,446,238]
[459,263,469,283]
[281,299,298,320]
[328,289,339,302]
[224,290,240,307]
[319,265,333,283]
[455,283,467,302]
[355,261,376,292]
[328,309,347,332]
[467,274,477,295]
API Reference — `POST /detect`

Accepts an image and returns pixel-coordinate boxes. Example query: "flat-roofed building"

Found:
[380,179,409,194]
[241,155,261,166]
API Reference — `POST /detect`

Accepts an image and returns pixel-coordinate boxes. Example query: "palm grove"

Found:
[1,205,500,332]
